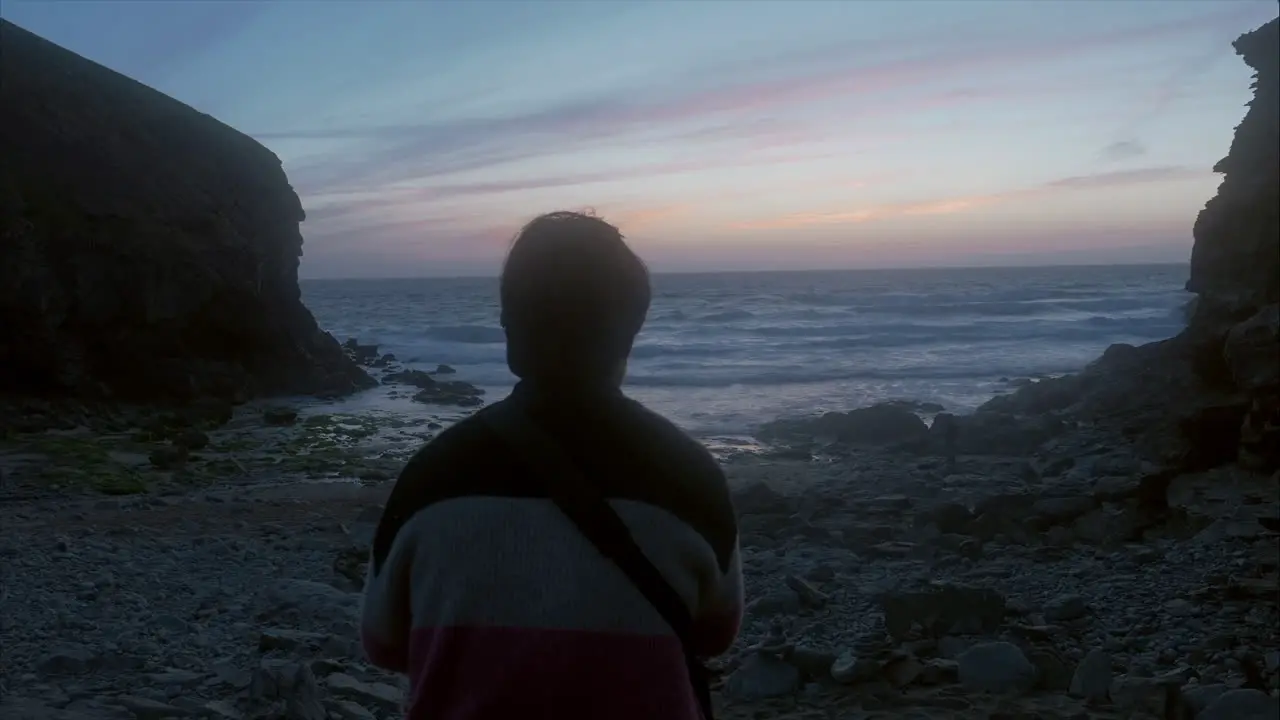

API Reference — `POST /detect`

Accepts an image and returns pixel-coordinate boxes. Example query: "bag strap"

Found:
[482,402,715,720]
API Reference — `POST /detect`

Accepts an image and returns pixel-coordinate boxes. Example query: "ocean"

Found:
[302,264,1190,442]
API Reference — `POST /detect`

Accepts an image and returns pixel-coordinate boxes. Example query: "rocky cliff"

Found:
[959,15,1280,474]
[1187,17,1279,323]
[1186,17,1280,404]
[0,21,374,411]
[1162,15,1278,472]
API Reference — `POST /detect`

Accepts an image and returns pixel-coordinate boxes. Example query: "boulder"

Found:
[382,370,437,389]
[261,579,360,626]
[757,402,929,447]
[955,642,1036,694]
[1068,649,1113,701]
[1223,304,1280,392]
[731,481,794,516]
[411,381,485,407]
[933,411,1063,456]
[248,660,327,720]
[343,338,380,365]
[1198,688,1280,720]
[725,653,802,700]
[1239,394,1280,471]
[1176,402,1251,471]
[263,407,300,426]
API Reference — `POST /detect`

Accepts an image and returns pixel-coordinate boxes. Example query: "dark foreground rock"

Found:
[381,366,485,407]
[757,402,930,449]
[0,21,375,414]
[409,384,484,407]
[335,338,485,407]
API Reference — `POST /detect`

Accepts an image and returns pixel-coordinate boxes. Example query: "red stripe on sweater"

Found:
[361,630,408,673]
[404,625,702,720]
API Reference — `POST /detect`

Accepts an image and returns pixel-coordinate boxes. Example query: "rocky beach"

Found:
[2,13,1278,720]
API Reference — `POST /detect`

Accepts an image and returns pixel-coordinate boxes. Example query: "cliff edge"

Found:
[1188,17,1280,321]
[1185,17,1280,404]
[965,15,1279,474]
[0,21,374,410]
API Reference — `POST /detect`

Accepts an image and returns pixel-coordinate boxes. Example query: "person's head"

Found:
[500,211,650,387]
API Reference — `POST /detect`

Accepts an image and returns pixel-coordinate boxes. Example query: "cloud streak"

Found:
[267,4,1262,199]
[730,166,1209,231]
[302,143,862,229]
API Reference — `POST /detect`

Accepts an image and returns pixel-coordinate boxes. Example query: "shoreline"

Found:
[0,354,1176,503]
[0,386,763,505]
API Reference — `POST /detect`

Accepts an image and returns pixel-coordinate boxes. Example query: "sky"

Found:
[4,1,1277,278]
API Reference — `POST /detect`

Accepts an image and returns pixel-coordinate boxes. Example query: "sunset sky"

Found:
[4,0,1277,278]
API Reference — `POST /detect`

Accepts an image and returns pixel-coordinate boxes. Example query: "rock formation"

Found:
[1187,17,1280,323]
[0,21,375,413]
[955,15,1280,475]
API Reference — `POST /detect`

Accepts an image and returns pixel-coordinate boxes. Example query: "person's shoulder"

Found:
[617,396,724,481]
[390,406,513,500]
[372,406,506,569]
[614,396,738,567]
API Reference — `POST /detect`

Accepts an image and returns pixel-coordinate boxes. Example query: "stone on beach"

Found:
[955,642,1038,694]
[381,368,485,407]
[1198,688,1280,720]
[250,660,328,720]
[725,653,802,701]
[756,402,929,448]
[1068,649,1113,702]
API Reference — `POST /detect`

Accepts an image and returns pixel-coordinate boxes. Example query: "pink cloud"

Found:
[728,166,1209,231]
[731,195,1001,231]
[302,144,870,230]
[600,203,697,233]
[534,6,1267,131]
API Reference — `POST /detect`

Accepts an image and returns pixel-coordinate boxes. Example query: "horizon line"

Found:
[300,259,1190,283]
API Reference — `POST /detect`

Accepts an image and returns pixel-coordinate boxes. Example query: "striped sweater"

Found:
[361,382,744,720]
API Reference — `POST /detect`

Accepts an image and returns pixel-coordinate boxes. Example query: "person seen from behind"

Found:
[360,211,744,719]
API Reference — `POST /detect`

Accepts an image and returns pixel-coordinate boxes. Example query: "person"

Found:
[360,211,744,720]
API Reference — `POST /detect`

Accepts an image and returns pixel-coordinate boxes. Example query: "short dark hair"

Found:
[500,211,650,383]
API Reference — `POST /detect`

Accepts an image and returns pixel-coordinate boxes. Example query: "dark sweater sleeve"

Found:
[360,518,414,672]
[687,464,744,658]
[360,442,444,673]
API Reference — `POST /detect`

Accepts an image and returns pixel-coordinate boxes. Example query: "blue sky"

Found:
[4,0,1276,278]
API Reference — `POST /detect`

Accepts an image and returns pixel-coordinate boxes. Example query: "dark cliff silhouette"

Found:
[952,15,1279,475]
[1188,18,1280,318]
[0,20,375,413]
